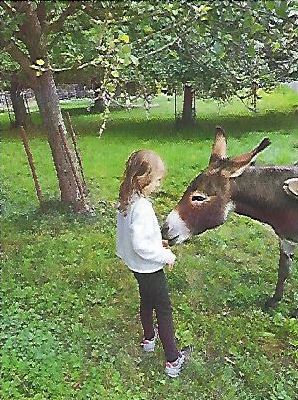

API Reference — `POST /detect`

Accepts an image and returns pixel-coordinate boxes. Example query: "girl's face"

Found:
[143,161,165,196]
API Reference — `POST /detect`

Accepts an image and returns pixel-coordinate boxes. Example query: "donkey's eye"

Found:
[191,194,207,202]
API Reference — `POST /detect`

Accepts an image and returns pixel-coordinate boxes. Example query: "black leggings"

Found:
[133,269,179,362]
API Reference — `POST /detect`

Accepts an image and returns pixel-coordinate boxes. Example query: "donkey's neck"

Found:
[230,166,298,240]
[231,166,298,209]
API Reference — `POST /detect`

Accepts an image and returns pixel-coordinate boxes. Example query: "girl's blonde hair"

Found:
[119,150,164,214]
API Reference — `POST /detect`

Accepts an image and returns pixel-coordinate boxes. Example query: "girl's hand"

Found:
[162,240,169,248]
[166,250,175,271]
[167,262,174,271]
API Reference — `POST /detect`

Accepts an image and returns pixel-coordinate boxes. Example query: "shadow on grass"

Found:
[5,200,83,233]
[5,199,115,234]
[69,106,298,140]
[1,105,298,141]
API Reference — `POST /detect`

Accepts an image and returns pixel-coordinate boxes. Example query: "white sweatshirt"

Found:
[116,195,176,273]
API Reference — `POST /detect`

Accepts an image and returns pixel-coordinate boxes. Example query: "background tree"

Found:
[0,52,31,128]
[124,0,298,124]
[0,1,91,211]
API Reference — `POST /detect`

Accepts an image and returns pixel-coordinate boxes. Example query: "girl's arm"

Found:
[130,200,175,265]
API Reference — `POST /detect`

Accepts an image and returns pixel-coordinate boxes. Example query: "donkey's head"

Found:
[162,127,271,244]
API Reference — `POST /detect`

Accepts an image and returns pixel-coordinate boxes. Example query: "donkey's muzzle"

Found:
[162,222,180,246]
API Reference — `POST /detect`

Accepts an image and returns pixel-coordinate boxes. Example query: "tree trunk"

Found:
[182,84,195,125]
[34,70,89,212]
[90,96,106,113]
[10,80,30,128]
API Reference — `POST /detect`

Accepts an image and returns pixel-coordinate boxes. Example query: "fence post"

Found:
[57,124,86,202]
[20,126,44,207]
[65,112,87,193]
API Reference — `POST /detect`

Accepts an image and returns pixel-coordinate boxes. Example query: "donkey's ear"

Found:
[209,126,227,165]
[223,138,271,178]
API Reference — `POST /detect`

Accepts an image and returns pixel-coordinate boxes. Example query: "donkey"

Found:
[162,127,298,311]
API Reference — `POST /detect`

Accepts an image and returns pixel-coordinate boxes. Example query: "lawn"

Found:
[1,86,298,399]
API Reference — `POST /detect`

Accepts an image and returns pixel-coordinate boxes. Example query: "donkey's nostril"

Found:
[161,222,169,239]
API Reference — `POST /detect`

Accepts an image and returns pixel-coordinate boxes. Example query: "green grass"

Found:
[1,86,298,399]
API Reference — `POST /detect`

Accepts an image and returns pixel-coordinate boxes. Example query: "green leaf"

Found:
[36,59,45,66]
[119,33,129,43]
[251,22,264,34]
[247,45,256,57]
[130,55,139,66]
[275,1,288,18]
[106,82,116,92]
[111,70,119,78]
[213,41,224,56]
[265,1,275,11]
[123,55,131,66]
[143,25,153,34]
[272,42,281,52]
[121,44,131,55]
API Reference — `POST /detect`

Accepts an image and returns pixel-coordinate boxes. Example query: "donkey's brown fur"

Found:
[232,167,298,241]
[163,127,298,311]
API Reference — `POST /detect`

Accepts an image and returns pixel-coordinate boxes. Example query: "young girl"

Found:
[116,150,189,378]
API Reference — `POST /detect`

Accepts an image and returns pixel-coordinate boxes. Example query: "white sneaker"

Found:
[165,347,191,378]
[140,327,158,352]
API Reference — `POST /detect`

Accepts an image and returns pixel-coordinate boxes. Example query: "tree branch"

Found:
[36,1,47,30]
[45,2,81,35]
[52,35,180,73]
[3,40,33,76]
[9,1,43,57]
[1,1,16,16]
[52,59,101,73]
[138,37,179,59]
